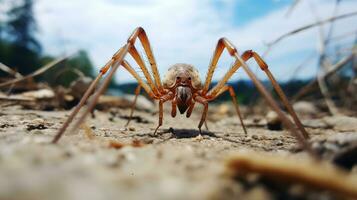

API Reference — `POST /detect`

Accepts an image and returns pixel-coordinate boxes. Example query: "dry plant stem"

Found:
[312,0,341,115]
[52,73,103,143]
[0,62,23,78]
[293,52,356,101]
[264,11,357,57]
[289,52,316,81]
[67,45,130,135]
[317,71,340,115]
[285,0,302,17]
[226,152,357,198]
[125,85,141,127]
[0,55,71,88]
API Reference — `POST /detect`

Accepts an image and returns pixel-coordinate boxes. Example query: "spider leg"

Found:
[129,27,163,92]
[65,45,131,138]
[202,38,316,157]
[52,27,163,143]
[171,98,177,117]
[208,85,247,135]
[125,85,141,127]
[204,120,209,131]
[239,50,309,139]
[185,100,195,118]
[154,93,174,135]
[52,46,128,143]
[194,96,209,135]
[129,46,160,96]
[52,72,103,143]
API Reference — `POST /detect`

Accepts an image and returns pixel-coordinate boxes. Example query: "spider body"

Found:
[163,63,201,115]
[52,27,314,156]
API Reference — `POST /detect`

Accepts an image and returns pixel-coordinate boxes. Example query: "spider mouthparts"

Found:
[178,103,189,114]
[176,86,192,114]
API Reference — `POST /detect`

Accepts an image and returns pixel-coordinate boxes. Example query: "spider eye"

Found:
[176,76,181,80]
[188,77,191,80]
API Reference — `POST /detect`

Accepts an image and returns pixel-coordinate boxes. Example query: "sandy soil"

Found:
[0,104,356,200]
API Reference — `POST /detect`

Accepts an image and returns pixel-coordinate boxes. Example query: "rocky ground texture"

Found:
[0,101,356,200]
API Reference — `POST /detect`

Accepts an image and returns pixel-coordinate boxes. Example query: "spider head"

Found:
[162,63,202,90]
[163,63,202,114]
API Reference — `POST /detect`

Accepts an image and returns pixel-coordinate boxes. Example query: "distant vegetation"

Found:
[0,0,95,86]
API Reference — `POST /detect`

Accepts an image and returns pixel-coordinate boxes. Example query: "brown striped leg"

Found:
[207,85,247,135]
[201,37,316,157]
[153,93,174,135]
[125,85,141,127]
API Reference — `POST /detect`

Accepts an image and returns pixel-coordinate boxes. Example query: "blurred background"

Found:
[0,0,356,111]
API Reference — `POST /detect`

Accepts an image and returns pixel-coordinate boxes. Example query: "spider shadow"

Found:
[137,127,246,146]
[169,128,217,139]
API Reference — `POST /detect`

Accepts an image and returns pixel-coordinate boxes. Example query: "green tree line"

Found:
[0,0,95,87]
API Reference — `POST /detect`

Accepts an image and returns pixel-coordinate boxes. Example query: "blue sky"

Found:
[6,0,356,83]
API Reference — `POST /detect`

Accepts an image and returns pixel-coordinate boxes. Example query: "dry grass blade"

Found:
[264,11,357,56]
[0,55,73,88]
[285,0,302,17]
[0,62,23,78]
[226,151,357,198]
[293,51,356,101]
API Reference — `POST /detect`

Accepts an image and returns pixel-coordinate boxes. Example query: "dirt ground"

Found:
[0,103,356,200]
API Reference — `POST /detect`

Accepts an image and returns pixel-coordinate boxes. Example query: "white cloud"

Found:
[34,0,357,83]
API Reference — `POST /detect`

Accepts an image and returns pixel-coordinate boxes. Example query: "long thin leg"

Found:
[209,85,247,135]
[202,38,239,95]
[128,27,163,92]
[125,85,141,127]
[171,98,177,117]
[129,46,160,96]
[204,120,209,131]
[52,72,103,143]
[241,50,309,139]
[153,93,174,135]
[52,27,166,142]
[185,101,195,118]
[201,37,316,157]
[194,96,209,135]
[52,54,119,143]
[67,45,131,136]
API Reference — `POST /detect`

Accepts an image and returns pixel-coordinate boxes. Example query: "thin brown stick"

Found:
[0,62,23,78]
[293,48,357,101]
[264,11,357,57]
[285,0,302,17]
[226,151,357,198]
[0,55,73,88]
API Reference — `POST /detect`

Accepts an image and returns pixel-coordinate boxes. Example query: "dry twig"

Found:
[0,55,73,88]
[0,63,23,78]
[293,51,356,101]
[226,151,357,198]
[264,11,357,57]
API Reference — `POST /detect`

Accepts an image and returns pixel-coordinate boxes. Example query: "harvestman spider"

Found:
[52,27,314,155]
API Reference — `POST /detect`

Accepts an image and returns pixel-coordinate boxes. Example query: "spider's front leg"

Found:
[153,92,174,135]
[194,95,209,139]
[52,27,164,143]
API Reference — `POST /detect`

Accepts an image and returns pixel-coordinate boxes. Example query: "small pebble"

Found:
[129,127,136,131]
[252,135,259,140]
